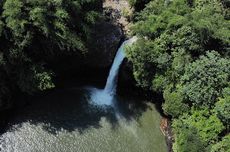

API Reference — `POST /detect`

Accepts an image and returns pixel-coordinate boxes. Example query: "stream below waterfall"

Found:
[0,39,167,152]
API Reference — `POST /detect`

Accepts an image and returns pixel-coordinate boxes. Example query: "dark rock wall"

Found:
[86,22,124,68]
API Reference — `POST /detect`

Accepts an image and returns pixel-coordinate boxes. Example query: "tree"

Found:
[211,134,230,152]
[163,85,189,117]
[173,109,224,144]
[182,51,230,107]
[214,87,230,130]
[173,121,206,152]
[0,0,101,108]
[128,0,230,151]
[128,0,230,95]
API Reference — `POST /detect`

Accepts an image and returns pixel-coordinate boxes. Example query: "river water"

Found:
[0,39,167,152]
[0,88,167,152]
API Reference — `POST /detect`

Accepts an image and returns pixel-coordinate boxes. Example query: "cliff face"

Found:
[86,0,133,68]
[47,1,136,87]
[101,0,136,88]
[86,22,123,68]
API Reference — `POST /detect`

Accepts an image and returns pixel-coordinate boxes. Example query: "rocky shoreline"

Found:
[160,117,173,152]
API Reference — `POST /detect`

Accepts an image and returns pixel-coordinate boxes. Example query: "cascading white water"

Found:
[88,37,137,106]
[104,41,126,95]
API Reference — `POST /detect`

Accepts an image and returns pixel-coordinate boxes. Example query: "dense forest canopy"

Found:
[0,0,101,109]
[0,0,229,151]
[127,0,230,151]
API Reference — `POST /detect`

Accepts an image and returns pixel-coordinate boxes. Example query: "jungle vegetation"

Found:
[0,0,101,109]
[0,0,229,151]
[127,0,230,151]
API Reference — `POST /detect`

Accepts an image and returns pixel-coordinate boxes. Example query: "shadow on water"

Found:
[5,87,150,135]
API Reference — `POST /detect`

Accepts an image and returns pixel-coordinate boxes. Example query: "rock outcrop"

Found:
[86,22,123,68]
[103,0,133,34]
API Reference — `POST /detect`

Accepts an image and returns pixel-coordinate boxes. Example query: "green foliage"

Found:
[127,39,157,89]
[2,0,100,51]
[131,0,229,54]
[128,1,230,150]
[172,109,224,151]
[211,134,230,152]
[214,88,230,129]
[127,2,230,133]
[191,0,230,45]
[3,0,25,37]
[174,109,224,144]
[16,65,54,93]
[172,124,206,152]
[0,0,101,108]
[182,51,230,107]
[163,85,189,117]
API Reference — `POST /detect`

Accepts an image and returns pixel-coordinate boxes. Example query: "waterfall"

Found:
[104,41,126,95]
[88,37,137,106]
